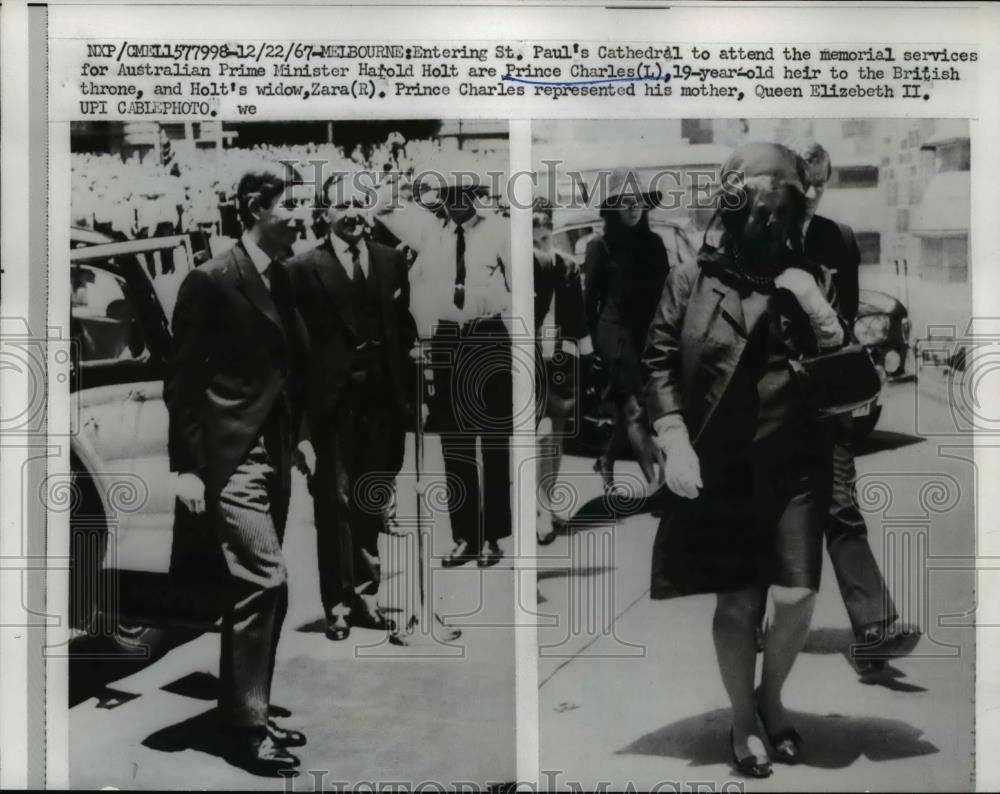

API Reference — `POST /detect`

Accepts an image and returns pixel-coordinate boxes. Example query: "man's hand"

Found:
[409,342,428,364]
[294,440,316,479]
[176,472,206,515]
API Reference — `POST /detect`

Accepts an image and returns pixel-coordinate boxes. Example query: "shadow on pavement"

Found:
[802,627,928,692]
[855,429,924,457]
[618,707,938,769]
[142,706,232,762]
[69,629,202,707]
[161,671,220,700]
[552,495,662,537]
[537,565,617,583]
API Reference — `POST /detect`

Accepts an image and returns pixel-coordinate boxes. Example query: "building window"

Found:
[830,166,879,189]
[842,119,875,139]
[681,119,714,145]
[936,140,971,173]
[920,234,969,283]
[896,208,910,233]
[856,231,881,265]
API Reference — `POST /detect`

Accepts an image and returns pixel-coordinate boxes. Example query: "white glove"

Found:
[653,421,702,500]
[774,268,844,349]
[176,472,206,515]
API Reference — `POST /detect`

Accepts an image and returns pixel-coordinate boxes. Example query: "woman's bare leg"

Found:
[758,585,816,734]
[537,412,567,541]
[714,587,768,761]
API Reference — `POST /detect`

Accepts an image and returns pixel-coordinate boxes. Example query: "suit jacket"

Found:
[535,249,588,341]
[805,214,861,323]
[287,237,416,429]
[164,240,310,501]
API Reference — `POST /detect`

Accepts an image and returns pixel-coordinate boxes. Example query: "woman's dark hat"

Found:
[598,166,662,210]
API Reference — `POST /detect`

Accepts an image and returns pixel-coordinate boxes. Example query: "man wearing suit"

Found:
[288,173,415,641]
[797,140,919,672]
[165,166,311,775]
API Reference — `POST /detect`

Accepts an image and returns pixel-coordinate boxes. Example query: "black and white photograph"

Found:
[531,118,974,790]
[66,119,517,787]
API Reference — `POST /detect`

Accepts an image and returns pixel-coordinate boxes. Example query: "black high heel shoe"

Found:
[729,727,772,778]
[755,696,803,765]
[593,457,614,492]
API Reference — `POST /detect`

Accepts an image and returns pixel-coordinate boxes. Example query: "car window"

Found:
[71,264,150,368]
[652,224,696,270]
[551,225,599,261]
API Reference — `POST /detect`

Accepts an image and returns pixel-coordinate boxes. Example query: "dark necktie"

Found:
[453,224,466,310]
[267,259,296,336]
[348,242,365,287]
[266,259,298,429]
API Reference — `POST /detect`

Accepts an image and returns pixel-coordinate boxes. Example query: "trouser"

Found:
[432,317,513,547]
[440,434,511,545]
[214,438,290,730]
[826,415,898,633]
[311,370,400,616]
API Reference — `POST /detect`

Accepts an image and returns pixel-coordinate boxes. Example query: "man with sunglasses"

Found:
[288,172,416,641]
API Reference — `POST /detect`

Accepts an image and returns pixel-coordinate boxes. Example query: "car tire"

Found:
[70,464,168,659]
[853,405,883,439]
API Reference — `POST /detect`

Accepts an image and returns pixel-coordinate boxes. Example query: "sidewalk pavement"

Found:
[71,434,517,790]
[537,382,974,791]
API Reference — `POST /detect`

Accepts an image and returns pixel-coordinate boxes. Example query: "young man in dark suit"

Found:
[165,166,312,776]
[797,140,919,672]
[288,173,416,641]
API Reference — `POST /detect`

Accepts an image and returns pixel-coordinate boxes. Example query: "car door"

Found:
[70,249,172,576]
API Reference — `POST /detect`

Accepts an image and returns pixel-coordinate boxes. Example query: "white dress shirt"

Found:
[241,231,274,289]
[408,211,511,339]
[328,233,369,280]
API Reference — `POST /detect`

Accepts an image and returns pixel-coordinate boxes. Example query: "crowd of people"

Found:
[71,133,505,247]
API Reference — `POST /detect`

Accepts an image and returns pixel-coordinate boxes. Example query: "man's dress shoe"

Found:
[442,541,474,568]
[325,614,351,641]
[478,540,502,568]
[225,732,301,777]
[267,719,306,748]
[854,621,921,660]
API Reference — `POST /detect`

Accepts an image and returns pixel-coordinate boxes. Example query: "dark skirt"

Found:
[650,425,833,598]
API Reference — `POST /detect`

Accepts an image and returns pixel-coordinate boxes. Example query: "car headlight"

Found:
[854,314,891,346]
[883,349,902,375]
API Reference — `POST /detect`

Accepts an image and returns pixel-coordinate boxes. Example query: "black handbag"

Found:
[789,342,882,418]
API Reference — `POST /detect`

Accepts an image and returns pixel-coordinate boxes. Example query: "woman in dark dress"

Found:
[584,169,670,492]
[643,143,846,777]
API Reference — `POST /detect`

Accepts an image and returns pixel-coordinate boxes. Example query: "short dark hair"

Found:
[237,166,294,229]
[787,137,832,179]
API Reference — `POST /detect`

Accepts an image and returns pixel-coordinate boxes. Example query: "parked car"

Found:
[69,233,227,657]
[852,288,912,436]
